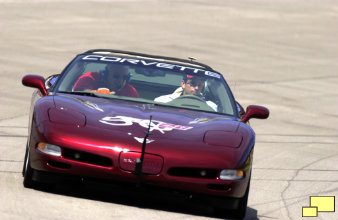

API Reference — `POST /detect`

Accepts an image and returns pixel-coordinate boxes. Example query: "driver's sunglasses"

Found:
[112,74,128,80]
[187,80,205,88]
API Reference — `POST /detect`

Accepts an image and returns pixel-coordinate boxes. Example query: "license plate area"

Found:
[119,152,163,174]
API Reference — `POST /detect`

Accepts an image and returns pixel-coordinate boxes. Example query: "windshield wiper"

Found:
[57,91,100,97]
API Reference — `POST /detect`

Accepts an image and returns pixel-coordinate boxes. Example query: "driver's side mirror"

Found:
[240,105,269,123]
[22,74,48,96]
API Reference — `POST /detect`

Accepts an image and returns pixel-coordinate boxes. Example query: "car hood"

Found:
[48,94,254,169]
[52,94,240,142]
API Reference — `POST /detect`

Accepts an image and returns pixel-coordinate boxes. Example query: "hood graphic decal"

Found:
[81,100,104,112]
[58,95,104,112]
[189,117,231,124]
[99,116,193,134]
[134,137,155,144]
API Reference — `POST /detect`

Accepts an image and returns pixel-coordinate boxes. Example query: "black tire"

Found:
[22,144,29,177]
[232,183,250,219]
[214,180,250,219]
[23,146,36,188]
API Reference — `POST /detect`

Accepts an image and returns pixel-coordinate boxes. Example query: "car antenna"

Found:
[134,115,153,187]
[188,56,196,62]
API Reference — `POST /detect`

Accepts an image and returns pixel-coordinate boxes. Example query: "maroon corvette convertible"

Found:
[22,49,269,219]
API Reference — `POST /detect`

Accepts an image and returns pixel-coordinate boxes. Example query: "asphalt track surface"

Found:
[0,0,338,219]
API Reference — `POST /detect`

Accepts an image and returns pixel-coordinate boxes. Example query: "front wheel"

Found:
[22,144,28,177]
[232,183,250,219]
[23,146,36,188]
[214,180,250,219]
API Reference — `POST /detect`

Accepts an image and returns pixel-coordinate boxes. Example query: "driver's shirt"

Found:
[154,87,217,111]
[73,71,139,98]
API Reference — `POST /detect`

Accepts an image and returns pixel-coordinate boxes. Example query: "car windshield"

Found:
[54,54,236,116]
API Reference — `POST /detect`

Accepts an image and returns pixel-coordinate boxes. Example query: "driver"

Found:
[154,74,217,111]
[73,64,139,98]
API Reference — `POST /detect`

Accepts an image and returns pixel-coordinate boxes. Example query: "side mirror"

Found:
[45,74,59,89]
[22,74,48,96]
[240,105,269,123]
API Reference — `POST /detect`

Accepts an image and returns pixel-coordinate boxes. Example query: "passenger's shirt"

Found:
[154,87,217,111]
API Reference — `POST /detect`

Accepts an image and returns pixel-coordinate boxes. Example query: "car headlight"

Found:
[37,142,62,157]
[48,107,86,127]
[219,169,244,180]
[203,130,242,148]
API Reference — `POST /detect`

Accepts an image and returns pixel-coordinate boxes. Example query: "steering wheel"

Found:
[168,95,215,111]
[173,95,205,102]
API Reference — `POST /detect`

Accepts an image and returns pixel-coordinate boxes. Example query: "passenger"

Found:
[73,64,139,98]
[154,74,217,111]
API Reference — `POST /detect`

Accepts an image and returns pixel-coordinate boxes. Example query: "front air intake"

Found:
[63,148,113,167]
[167,167,218,179]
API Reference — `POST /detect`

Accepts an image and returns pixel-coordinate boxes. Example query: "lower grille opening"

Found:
[48,160,71,169]
[167,167,218,179]
[63,148,113,167]
[207,184,231,191]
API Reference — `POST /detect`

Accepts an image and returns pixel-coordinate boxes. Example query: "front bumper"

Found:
[29,144,250,199]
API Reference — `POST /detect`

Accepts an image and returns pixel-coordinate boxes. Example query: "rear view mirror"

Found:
[135,67,166,77]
